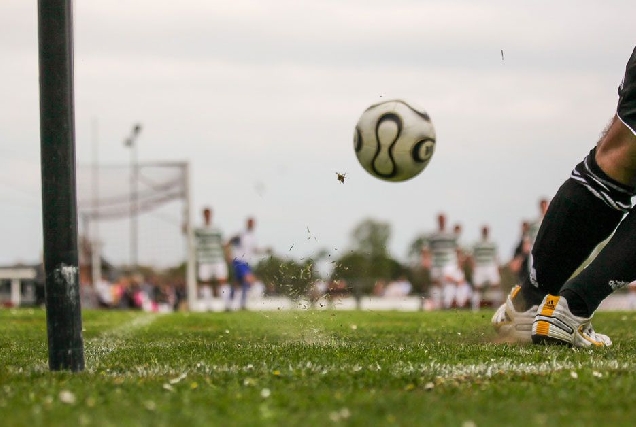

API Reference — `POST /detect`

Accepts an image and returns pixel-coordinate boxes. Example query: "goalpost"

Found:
[75,161,197,311]
[38,0,84,371]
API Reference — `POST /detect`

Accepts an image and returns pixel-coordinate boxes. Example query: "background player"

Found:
[526,197,550,286]
[508,220,531,285]
[227,216,270,311]
[193,207,228,311]
[471,224,501,310]
[422,213,462,309]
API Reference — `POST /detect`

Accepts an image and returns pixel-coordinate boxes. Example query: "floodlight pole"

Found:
[91,118,102,286]
[184,162,197,311]
[38,0,85,371]
[124,124,142,272]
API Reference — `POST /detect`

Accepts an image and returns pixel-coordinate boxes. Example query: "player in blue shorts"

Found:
[493,46,636,347]
[227,217,269,311]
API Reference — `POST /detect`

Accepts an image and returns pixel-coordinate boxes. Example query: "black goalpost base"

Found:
[38,0,85,371]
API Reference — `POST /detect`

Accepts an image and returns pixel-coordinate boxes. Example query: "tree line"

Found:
[253,218,518,298]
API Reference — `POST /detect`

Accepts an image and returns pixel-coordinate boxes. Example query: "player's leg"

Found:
[470,265,484,311]
[198,264,215,311]
[228,260,253,311]
[471,268,485,310]
[561,200,636,316]
[514,141,631,311]
[241,265,256,310]
[208,262,229,312]
[441,265,457,309]
[442,281,454,309]
[471,287,482,311]
[455,280,471,309]
[218,282,232,309]
[227,260,243,311]
[218,261,232,311]
[533,185,636,347]
[199,283,213,301]
[497,140,629,339]
[452,266,467,308]
[429,267,443,310]
[239,270,255,310]
[520,47,636,311]
[532,47,636,347]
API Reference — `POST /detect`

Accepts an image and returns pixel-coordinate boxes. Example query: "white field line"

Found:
[84,313,159,367]
[11,355,631,380]
[5,313,160,374]
[80,357,633,381]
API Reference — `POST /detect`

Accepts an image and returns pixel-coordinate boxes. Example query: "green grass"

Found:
[2,308,636,426]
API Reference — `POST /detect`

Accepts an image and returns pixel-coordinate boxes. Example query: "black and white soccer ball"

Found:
[353,99,436,182]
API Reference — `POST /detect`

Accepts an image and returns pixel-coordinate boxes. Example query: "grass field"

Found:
[2,308,636,426]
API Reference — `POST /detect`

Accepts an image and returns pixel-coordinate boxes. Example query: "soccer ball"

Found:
[353,99,436,182]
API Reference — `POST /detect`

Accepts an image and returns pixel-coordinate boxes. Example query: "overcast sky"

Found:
[1,0,635,270]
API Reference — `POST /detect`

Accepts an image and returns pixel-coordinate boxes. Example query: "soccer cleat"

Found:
[491,285,538,343]
[531,294,612,347]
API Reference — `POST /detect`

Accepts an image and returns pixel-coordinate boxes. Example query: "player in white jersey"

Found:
[227,217,268,311]
[471,225,501,310]
[193,207,228,311]
[422,213,462,309]
[452,223,472,309]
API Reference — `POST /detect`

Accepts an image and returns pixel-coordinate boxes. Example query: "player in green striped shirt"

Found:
[194,207,229,311]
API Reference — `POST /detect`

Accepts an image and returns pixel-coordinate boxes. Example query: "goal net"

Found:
[76,161,196,308]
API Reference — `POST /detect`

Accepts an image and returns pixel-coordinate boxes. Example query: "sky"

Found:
[1,0,635,270]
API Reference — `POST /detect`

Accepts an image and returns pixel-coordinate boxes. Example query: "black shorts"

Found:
[617,46,636,135]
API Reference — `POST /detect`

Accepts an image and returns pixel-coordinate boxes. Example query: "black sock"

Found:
[514,179,623,311]
[559,288,590,317]
[533,179,626,294]
[561,207,636,314]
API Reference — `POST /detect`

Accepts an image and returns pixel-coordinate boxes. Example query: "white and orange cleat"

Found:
[531,294,611,347]
[491,285,538,344]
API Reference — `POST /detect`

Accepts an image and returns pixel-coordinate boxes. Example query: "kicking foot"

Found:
[531,294,611,347]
